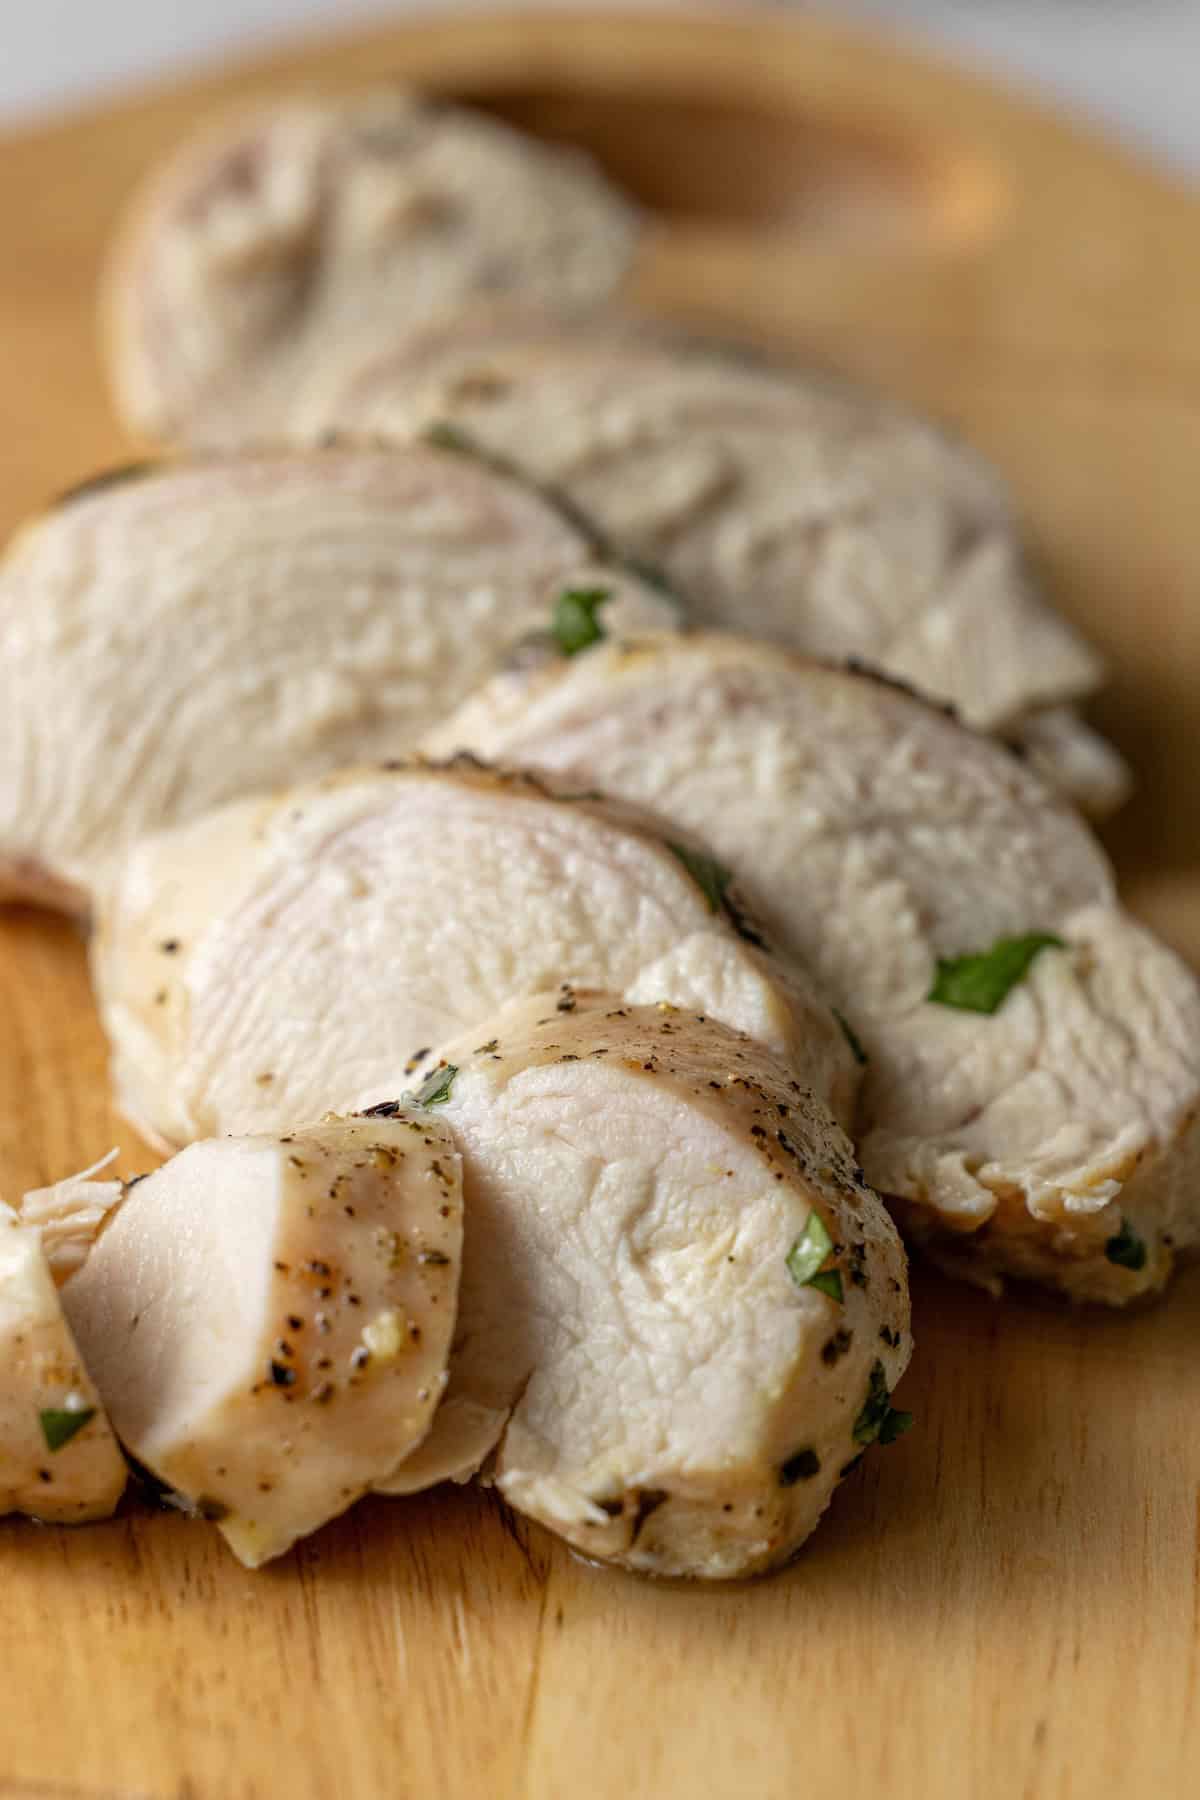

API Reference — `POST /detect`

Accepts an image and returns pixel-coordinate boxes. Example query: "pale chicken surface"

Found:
[91,760,856,1153]
[60,1116,462,1568]
[0,446,673,909]
[425,636,1200,1303]
[103,91,641,445]
[290,313,1124,812]
[380,993,912,1579]
[0,1201,126,1523]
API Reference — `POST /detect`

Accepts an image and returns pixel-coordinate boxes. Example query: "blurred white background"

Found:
[2,0,1198,175]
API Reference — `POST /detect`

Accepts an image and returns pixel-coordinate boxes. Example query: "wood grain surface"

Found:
[1,11,1198,1798]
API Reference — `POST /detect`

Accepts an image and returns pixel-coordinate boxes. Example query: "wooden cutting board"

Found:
[2,11,1198,1798]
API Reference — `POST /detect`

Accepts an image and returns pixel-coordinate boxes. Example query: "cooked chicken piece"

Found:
[21,1151,125,1284]
[0,446,674,910]
[1015,705,1133,819]
[376,991,911,1579]
[90,759,856,1153]
[285,312,1122,812]
[59,1116,462,1568]
[423,635,1200,1304]
[103,92,641,445]
[0,1200,126,1523]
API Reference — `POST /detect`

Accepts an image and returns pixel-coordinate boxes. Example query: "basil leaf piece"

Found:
[786,1211,833,1286]
[1105,1217,1148,1271]
[551,587,612,656]
[423,420,477,458]
[786,1213,843,1304]
[39,1407,96,1452]
[879,1408,914,1445]
[852,1360,912,1447]
[54,462,159,511]
[666,842,733,915]
[832,1009,868,1067]
[779,1448,821,1486]
[808,1269,845,1304]
[410,1062,459,1108]
[928,932,1065,1015]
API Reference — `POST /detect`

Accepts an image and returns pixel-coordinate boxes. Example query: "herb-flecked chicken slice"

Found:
[90,759,857,1154]
[378,992,911,1581]
[424,634,1200,1304]
[296,310,1123,813]
[102,91,641,445]
[59,1116,462,1568]
[0,1201,126,1524]
[0,445,675,912]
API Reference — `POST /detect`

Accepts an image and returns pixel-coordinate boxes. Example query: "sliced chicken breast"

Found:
[21,1152,125,1284]
[102,92,641,445]
[290,313,1121,811]
[376,991,911,1580]
[59,1116,462,1568]
[90,759,856,1153]
[423,635,1200,1304]
[0,1200,126,1523]
[0,446,674,910]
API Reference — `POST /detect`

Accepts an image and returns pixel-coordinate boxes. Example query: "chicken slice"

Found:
[0,1200,126,1523]
[376,992,911,1579]
[423,635,1200,1304]
[0,446,674,910]
[59,1116,462,1568]
[286,311,1120,811]
[102,92,641,445]
[20,1149,125,1285]
[91,759,856,1154]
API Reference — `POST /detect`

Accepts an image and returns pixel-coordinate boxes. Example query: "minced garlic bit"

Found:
[362,1310,407,1361]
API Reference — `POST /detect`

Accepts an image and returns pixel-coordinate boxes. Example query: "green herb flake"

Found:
[39,1406,96,1453]
[666,842,733,915]
[1105,1217,1148,1271]
[786,1212,843,1304]
[852,1360,912,1448]
[551,587,612,656]
[808,1269,845,1304]
[410,1062,459,1108]
[833,1009,868,1066]
[54,461,158,510]
[878,1408,914,1445]
[927,933,1065,1015]
[423,420,477,458]
[779,1448,821,1487]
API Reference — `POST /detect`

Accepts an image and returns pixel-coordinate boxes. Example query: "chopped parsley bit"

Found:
[808,1270,846,1303]
[38,1407,96,1452]
[409,1062,459,1108]
[624,556,682,605]
[852,1360,913,1447]
[833,1009,868,1067]
[786,1212,844,1305]
[928,932,1065,1015]
[879,1408,914,1445]
[1105,1217,1148,1271]
[666,842,733,915]
[779,1448,821,1486]
[551,586,611,656]
[423,420,476,457]
[663,842,765,946]
[55,461,158,509]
